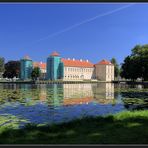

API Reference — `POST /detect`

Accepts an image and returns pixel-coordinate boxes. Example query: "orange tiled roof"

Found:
[50,51,60,56]
[63,97,93,105]
[33,62,46,69]
[61,58,94,68]
[95,59,113,65]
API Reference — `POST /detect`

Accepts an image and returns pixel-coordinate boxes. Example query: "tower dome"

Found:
[50,51,60,57]
[23,55,31,60]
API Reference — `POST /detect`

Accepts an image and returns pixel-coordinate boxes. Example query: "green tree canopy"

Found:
[120,44,148,81]
[3,61,20,78]
[110,58,119,78]
[31,67,41,81]
[0,57,5,77]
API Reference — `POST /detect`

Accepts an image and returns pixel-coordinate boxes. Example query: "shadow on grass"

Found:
[1,111,148,144]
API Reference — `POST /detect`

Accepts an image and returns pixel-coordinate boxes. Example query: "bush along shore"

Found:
[1,110,148,144]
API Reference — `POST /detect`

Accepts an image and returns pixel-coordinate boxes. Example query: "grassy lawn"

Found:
[0,110,148,144]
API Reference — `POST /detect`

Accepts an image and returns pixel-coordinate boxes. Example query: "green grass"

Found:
[1,110,148,144]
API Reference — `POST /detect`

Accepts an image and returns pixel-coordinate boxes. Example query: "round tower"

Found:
[20,55,33,80]
[46,51,64,80]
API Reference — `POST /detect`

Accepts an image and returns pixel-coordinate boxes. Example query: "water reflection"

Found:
[0,83,134,126]
[92,83,114,104]
[63,84,93,105]
[4,83,115,106]
[36,83,115,106]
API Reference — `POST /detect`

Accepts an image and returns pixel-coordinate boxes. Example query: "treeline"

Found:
[0,44,148,81]
[110,44,148,81]
[120,44,148,81]
[0,59,40,80]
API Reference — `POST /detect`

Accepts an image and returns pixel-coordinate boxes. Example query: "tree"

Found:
[110,58,119,79]
[0,57,5,77]
[31,67,41,81]
[3,61,20,78]
[120,44,148,81]
[120,56,141,81]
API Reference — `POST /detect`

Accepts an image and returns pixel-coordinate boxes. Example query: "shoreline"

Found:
[0,80,148,84]
[0,80,111,84]
[0,110,148,144]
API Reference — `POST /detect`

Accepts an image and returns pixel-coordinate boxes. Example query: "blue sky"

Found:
[0,3,148,65]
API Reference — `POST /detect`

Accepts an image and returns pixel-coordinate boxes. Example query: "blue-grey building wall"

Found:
[46,56,64,80]
[20,59,33,80]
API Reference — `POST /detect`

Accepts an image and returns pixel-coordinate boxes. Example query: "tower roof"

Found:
[23,55,31,60]
[50,51,60,56]
[95,59,113,65]
[33,62,46,69]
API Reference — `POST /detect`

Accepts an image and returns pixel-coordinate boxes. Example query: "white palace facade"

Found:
[32,51,114,82]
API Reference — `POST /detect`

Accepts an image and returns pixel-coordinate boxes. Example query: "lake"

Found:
[0,83,148,127]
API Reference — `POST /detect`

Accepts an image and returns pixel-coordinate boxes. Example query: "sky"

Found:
[0,3,148,65]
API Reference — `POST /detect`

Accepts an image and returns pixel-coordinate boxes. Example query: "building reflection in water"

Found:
[63,84,94,105]
[1,83,115,106]
[50,84,64,107]
[92,83,115,104]
[31,83,115,106]
[39,84,47,102]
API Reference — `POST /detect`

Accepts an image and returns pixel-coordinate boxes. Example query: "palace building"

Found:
[20,51,114,82]
[61,58,95,80]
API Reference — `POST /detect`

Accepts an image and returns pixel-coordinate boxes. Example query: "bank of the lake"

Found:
[0,110,148,144]
[0,79,148,85]
[0,80,107,84]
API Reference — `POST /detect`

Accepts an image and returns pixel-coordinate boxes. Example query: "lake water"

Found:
[0,83,148,127]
